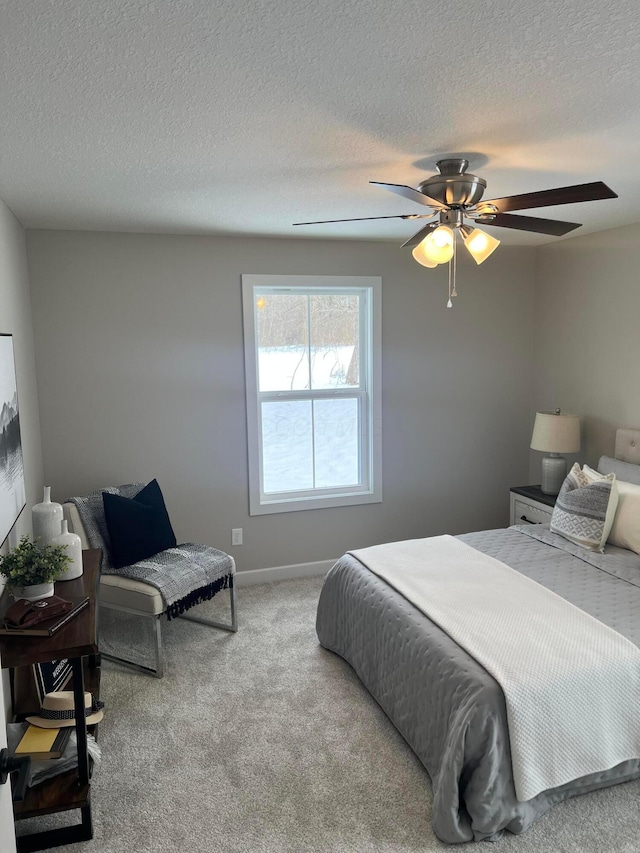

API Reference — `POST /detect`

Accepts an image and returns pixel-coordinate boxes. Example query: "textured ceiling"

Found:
[1,0,639,244]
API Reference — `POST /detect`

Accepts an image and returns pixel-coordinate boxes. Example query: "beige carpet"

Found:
[16,576,640,852]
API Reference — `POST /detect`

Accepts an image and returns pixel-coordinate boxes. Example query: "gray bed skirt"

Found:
[316,528,640,843]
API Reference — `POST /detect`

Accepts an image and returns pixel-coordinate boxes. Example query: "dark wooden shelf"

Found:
[0,551,100,669]
[14,771,91,820]
[12,670,101,820]
[0,550,102,850]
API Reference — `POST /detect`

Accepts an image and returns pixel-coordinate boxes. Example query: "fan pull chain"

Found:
[451,234,458,298]
[446,232,457,308]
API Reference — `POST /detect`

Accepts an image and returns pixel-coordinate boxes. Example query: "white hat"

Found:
[26,691,104,728]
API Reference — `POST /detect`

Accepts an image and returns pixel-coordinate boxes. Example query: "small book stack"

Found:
[7,722,101,788]
[14,723,71,760]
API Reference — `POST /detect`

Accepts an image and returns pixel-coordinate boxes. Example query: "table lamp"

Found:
[530,409,581,495]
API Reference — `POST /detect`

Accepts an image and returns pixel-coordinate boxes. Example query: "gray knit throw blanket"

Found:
[68,484,234,620]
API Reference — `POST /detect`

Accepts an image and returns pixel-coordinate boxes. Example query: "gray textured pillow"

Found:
[550,463,618,552]
[598,455,640,486]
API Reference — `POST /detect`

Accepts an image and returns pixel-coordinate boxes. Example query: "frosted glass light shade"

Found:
[422,226,454,264]
[412,242,438,268]
[463,228,500,264]
[530,411,581,453]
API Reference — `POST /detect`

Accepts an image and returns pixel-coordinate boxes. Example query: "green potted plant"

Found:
[0,535,71,601]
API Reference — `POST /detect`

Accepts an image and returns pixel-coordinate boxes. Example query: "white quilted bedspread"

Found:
[349,535,640,801]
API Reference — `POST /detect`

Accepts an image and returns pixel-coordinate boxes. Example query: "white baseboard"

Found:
[235,559,335,586]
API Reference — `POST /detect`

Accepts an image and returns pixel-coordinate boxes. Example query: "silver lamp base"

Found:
[541,454,567,495]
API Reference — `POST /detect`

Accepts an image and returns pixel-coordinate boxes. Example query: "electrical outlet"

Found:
[231,528,243,546]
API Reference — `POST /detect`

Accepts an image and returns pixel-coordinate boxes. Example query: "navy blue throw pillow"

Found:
[103,479,177,569]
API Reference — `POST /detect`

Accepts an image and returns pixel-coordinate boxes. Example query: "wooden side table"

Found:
[509,485,557,526]
[0,550,101,852]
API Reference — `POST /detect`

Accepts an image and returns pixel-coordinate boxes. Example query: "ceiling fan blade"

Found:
[401,222,437,248]
[369,181,446,209]
[292,213,430,226]
[481,181,617,214]
[481,212,581,236]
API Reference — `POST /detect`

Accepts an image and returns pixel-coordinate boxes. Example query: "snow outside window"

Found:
[242,275,382,515]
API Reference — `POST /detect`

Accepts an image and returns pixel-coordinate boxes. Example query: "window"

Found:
[242,275,381,515]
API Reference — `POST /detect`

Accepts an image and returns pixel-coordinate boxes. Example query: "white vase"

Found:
[15,581,55,602]
[32,486,63,545]
[51,520,83,580]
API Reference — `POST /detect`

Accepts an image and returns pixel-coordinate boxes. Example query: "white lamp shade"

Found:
[530,411,581,453]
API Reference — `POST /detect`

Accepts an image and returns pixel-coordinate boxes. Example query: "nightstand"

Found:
[510,485,557,526]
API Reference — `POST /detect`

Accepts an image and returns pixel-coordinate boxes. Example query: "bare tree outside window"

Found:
[256,293,359,392]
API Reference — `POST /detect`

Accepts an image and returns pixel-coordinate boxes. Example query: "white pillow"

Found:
[607,479,640,555]
[583,465,620,546]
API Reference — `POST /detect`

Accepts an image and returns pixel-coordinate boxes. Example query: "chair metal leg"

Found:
[99,577,236,678]
[99,605,165,678]
[153,615,164,677]
[179,582,238,633]
[230,581,237,631]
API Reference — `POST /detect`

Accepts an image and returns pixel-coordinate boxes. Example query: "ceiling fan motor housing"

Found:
[418,158,487,207]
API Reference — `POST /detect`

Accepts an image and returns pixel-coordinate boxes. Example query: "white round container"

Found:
[51,520,83,580]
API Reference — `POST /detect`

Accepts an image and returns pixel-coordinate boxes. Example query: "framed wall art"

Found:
[0,333,25,545]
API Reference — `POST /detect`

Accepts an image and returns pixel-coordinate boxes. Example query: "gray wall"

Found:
[26,230,536,572]
[531,223,640,479]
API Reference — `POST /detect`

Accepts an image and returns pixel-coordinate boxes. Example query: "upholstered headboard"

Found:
[615,429,640,465]
[598,428,640,486]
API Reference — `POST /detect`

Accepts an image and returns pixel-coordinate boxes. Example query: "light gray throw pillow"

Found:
[598,455,640,486]
[550,463,618,552]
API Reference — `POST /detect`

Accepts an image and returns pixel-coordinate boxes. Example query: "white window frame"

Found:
[242,274,382,515]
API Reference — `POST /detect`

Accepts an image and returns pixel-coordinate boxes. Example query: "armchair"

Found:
[63,482,237,678]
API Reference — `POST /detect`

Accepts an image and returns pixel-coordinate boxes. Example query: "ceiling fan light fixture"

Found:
[411,241,438,268]
[462,227,500,265]
[421,225,454,264]
[293,157,617,307]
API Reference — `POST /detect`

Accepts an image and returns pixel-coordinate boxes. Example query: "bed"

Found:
[316,429,640,843]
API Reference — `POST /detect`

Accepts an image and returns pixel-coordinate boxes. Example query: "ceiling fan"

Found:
[293,158,617,306]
